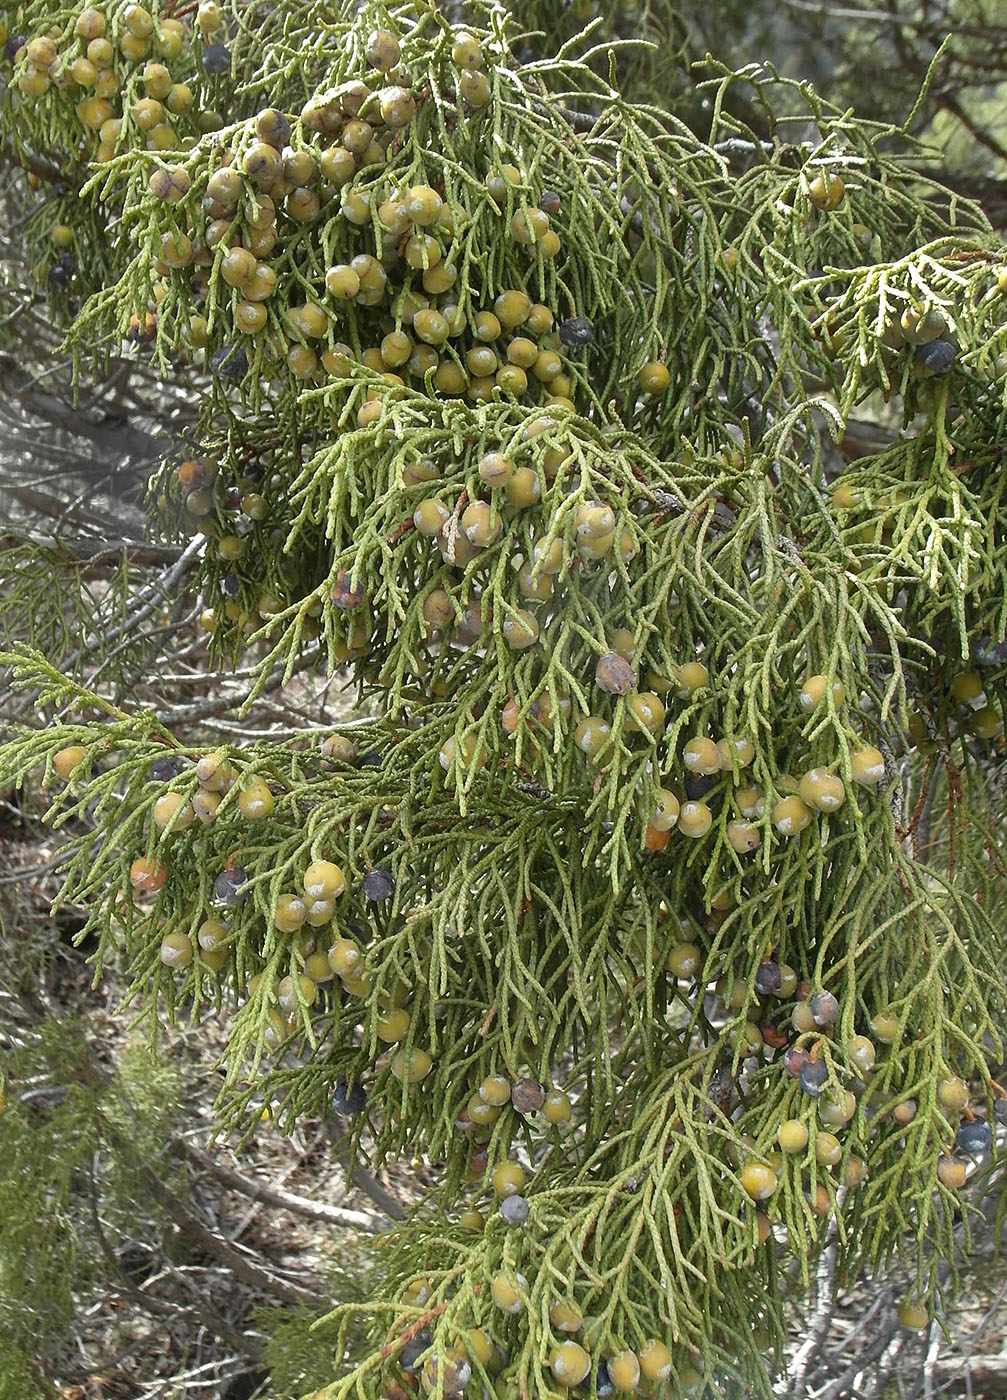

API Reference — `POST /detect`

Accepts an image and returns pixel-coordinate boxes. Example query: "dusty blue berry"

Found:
[956,1119,991,1155]
[799,1060,829,1097]
[810,991,839,1026]
[499,1194,529,1225]
[754,961,781,995]
[150,756,183,781]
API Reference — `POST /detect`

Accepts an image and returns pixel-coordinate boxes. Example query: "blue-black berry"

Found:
[915,339,956,374]
[150,756,184,781]
[332,1076,368,1115]
[956,1119,991,1155]
[202,42,231,73]
[810,991,839,1027]
[362,867,395,900]
[400,1330,432,1372]
[590,1360,614,1397]
[558,316,593,347]
[754,960,781,995]
[210,344,248,380]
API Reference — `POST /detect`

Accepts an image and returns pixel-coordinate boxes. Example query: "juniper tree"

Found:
[2,1,1007,1397]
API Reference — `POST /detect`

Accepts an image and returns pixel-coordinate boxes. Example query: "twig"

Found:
[788,1236,838,1396]
[923,1315,942,1400]
[776,0,1002,37]
[150,1172,318,1306]
[173,1137,390,1233]
[323,1116,407,1221]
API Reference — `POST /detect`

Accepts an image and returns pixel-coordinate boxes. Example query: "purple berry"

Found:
[511,1077,545,1113]
[915,339,956,374]
[754,961,781,995]
[591,1360,614,1397]
[213,865,249,906]
[331,567,366,610]
[210,344,248,380]
[810,992,839,1027]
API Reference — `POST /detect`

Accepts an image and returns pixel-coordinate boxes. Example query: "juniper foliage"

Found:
[2,0,1007,1396]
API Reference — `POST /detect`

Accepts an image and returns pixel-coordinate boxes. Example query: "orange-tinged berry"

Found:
[644,824,669,851]
[130,856,166,896]
[740,1161,778,1200]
